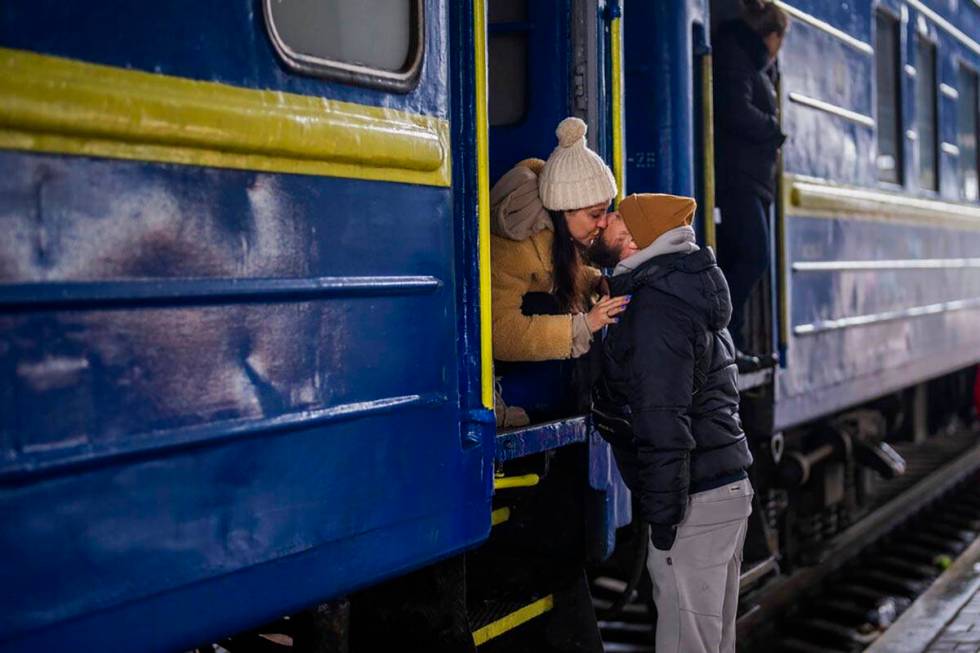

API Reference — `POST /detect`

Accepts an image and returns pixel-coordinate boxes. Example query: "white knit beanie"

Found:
[538,117,618,211]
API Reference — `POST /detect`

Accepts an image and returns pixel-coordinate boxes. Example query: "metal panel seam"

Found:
[1,393,449,482]
[0,276,443,310]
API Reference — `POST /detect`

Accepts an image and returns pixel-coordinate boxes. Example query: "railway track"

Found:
[593,427,980,652]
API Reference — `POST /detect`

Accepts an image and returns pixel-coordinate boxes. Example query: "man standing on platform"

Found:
[589,194,754,653]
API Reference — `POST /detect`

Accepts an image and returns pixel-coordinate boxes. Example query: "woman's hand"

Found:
[586,295,631,333]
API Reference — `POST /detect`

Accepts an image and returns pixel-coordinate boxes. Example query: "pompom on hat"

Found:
[539,117,618,211]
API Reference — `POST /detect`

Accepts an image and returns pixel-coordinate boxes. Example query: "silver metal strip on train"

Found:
[772,2,874,55]
[906,0,980,56]
[787,92,875,127]
[794,297,980,335]
[793,258,980,272]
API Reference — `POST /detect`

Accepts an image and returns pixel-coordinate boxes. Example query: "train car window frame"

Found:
[487,0,530,127]
[956,62,979,202]
[915,33,940,192]
[263,0,425,93]
[874,8,905,186]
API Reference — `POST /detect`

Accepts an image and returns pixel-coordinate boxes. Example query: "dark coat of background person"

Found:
[712,18,786,202]
[592,249,753,536]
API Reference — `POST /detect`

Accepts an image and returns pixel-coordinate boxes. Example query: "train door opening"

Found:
[485,0,590,426]
[708,0,779,372]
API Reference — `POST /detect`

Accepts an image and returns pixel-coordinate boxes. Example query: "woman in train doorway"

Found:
[490,117,628,425]
[713,0,789,372]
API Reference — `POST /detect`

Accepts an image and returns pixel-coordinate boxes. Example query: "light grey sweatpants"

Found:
[646,479,753,653]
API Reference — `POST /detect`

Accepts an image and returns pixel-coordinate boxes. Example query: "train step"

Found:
[470,594,555,647]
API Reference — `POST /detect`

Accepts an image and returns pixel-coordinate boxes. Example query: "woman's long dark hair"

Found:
[549,210,585,312]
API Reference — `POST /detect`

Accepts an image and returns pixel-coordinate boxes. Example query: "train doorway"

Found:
[485,0,615,424]
[708,0,781,371]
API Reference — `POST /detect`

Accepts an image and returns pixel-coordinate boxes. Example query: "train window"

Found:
[489,34,528,126]
[263,0,423,92]
[957,66,979,201]
[916,37,939,191]
[874,10,904,184]
[488,0,529,126]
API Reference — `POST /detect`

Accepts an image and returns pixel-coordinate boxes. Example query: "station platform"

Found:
[867,534,980,653]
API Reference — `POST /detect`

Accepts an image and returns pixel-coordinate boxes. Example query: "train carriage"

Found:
[772,0,980,430]
[0,1,497,650]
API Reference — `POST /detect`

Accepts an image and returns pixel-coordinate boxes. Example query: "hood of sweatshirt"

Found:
[609,247,733,332]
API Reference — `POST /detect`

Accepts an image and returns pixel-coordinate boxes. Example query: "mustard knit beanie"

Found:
[619,193,697,250]
[539,117,618,211]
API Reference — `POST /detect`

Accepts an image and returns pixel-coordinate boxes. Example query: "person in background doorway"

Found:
[712,0,789,372]
[590,194,753,653]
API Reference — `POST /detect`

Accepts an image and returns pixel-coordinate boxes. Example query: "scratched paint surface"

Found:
[0,151,452,459]
[0,146,485,649]
[780,216,980,426]
[770,1,980,429]
[0,1,495,652]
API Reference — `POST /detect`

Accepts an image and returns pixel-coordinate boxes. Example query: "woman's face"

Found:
[764,31,785,59]
[564,202,611,247]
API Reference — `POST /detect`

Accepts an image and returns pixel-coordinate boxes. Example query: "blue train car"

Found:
[0,0,639,650]
[773,0,980,430]
[0,1,498,651]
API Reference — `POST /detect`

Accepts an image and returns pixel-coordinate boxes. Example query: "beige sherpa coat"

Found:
[490,160,597,362]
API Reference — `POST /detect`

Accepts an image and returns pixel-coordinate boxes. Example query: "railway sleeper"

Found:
[594,619,654,646]
[777,637,850,653]
[885,542,951,565]
[865,555,940,580]
[808,597,890,627]
[783,616,877,648]
[830,583,913,612]
[847,569,930,598]
[903,531,968,555]
[915,521,976,543]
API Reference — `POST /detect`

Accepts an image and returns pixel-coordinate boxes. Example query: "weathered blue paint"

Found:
[0,1,496,652]
[771,0,980,429]
[0,145,490,652]
[624,1,698,197]
[494,417,589,463]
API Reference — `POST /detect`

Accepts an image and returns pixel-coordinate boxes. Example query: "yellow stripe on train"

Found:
[0,47,451,187]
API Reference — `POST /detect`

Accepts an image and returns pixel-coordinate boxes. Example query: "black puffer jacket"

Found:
[592,248,752,534]
[713,19,786,202]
